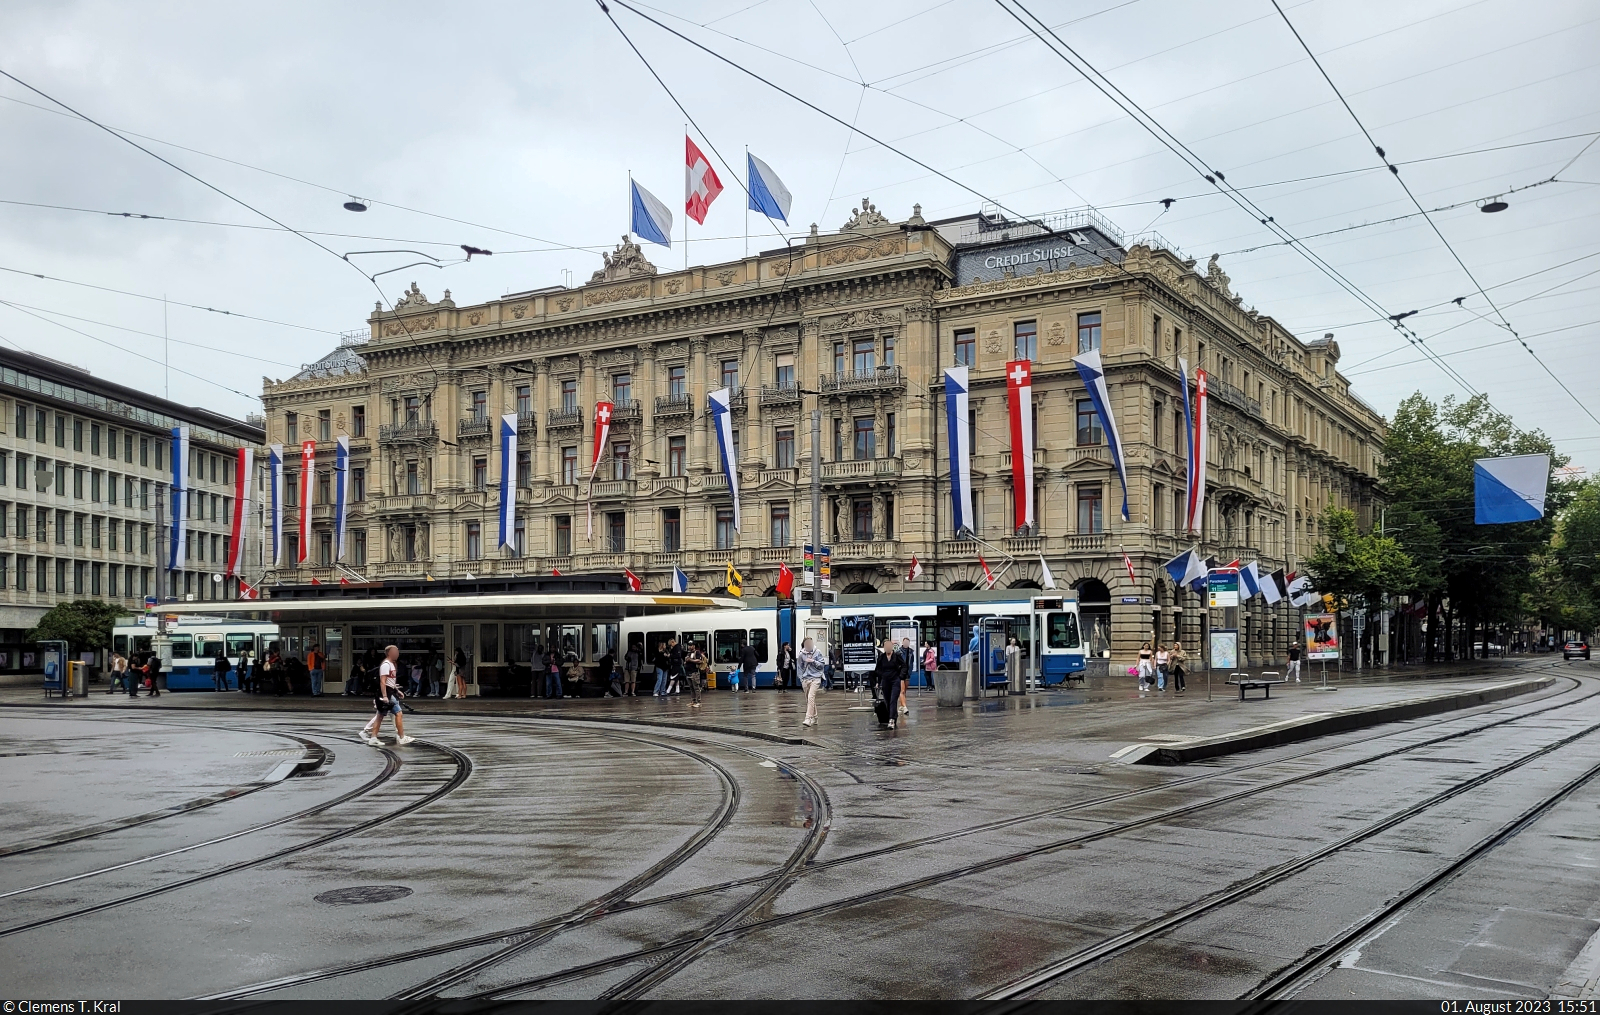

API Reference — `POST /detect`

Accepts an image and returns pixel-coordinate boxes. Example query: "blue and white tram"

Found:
[619,590,1085,689]
[111,616,279,691]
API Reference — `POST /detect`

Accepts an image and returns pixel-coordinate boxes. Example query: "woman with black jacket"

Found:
[872,642,907,728]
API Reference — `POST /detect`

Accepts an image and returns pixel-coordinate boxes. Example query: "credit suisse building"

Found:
[262,200,1383,669]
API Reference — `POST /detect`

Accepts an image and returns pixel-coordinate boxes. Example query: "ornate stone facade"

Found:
[260,203,1383,668]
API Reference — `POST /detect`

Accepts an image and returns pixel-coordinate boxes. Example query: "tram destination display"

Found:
[840,614,878,673]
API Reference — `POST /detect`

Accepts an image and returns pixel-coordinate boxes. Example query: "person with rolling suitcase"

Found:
[872,641,906,729]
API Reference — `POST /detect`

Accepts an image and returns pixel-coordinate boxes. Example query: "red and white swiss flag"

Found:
[624,567,643,592]
[907,555,924,582]
[685,136,723,225]
[979,555,997,589]
[238,579,260,600]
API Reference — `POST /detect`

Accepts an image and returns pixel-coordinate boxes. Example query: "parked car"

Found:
[1564,640,1590,661]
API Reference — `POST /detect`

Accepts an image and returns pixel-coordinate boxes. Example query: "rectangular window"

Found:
[353,528,367,565]
[662,508,681,551]
[317,471,330,505]
[14,403,24,439]
[853,498,873,541]
[720,359,739,391]
[1014,320,1038,361]
[107,517,117,551]
[1153,401,1164,452]
[883,335,896,366]
[560,447,578,485]
[286,474,298,507]
[833,342,845,374]
[90,424,100,455]
[668,365,687,397]
[318,530,332,565]
[715,507,735,550]
[318,409,331,443]
[516,450,531,488]
[612,442,631,480]
[405,461,419,495]
[954,329,976,366]
[72,418,83,451]
[513,518,525,557]
[560,379,578,412]
[515,385,531,415]
[90,470,101,500]
[770,502,791,547]
[56,510,67,544]
[607,511,626,552]
[849,338,874,375]
[1077,312,1103,353]
[612,373,632,406]
[470,389,487,420]
[1077,485,1104,534]
[473,457,488,491]
[775,352,795,390]
[554,515,572,556]
[775,427,795,469]
[1153,313,1162,350]
[852,416,875,461]
[286,412,298,444]
[352,404,366,437]
[887,413,897,457]
[139,437,148,466]
[667,436,686,477]
[466,521,482,561]
[404,396,422,423]
[73,467,84,499]
[91,516,101,549]
[1153,483,1164,531]
[353,467,365,502]
[1076,398,1104,446]
[480,624,499,664]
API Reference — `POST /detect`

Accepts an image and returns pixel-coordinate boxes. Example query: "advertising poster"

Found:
[1209,629,1239,671]
[841,614,878,673]
[1305,614,1340,661]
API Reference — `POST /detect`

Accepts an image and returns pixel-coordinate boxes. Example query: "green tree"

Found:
[1304,505,1417,613]
[29,600,129,654]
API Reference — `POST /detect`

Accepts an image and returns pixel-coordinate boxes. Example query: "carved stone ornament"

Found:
[824,235,901,266]
[1047,321,1067,346]
[584,282,650,308]
[589,235,659,284]
[666,278,684,295]
[395,282,431,309]
[510,303,527,319]
[840,197,892,232]
[383,315,437,337]
[983,329,1002,354]
[770,260,792,278]
[556,297,574,312]
[467,311,482,326]
[715,269,736,286]
[1206,254,1232,298]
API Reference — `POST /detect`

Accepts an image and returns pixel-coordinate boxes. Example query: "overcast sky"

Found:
[2,0,1597,471]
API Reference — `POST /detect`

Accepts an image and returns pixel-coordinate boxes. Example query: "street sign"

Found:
[144,596,158,610]
[1305,614,1340,661]
[1119,596,1142,604]
[1208,571,1240,608]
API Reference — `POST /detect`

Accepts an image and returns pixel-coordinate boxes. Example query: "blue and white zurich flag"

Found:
[498,414,518,549]
[169,426,189,572]
[630,179,673,248]
[1071,348,1131,522]
[1474,454,1550,524]
[1162,547,1207,589]
[944,366,973,535]
[334,435,351,562]
[708,387,741,532]
[746,153,793,224]
[672,565,690,594]
[268,444,284,566]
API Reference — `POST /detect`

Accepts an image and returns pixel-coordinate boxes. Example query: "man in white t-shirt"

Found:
[361,645,413,746]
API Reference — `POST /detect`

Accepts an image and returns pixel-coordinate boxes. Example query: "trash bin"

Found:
[932,668,966,708]
[67,661,88,697]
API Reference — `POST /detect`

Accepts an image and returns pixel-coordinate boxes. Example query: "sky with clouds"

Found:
[1,0,1596,470]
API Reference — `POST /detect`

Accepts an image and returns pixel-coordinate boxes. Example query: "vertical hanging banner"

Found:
[1071,349,1131,521]
[586,400,615,540]
[1188,367,1210,534]
[227,447,253,576]
[297,440,315,564]
[1178,356,1196,533]
[333,435,350,562]
[168,426,190,572]
[498,413,518,549]
[268,444,284,565]
[708,387,740,531]
[1005,359,1035,532]
[944,366,973,535]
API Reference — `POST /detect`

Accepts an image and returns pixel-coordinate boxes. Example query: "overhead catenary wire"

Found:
[1268,0,1600,430]
[0,299,302,368]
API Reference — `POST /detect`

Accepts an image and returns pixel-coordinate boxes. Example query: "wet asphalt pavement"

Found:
[2,656,1598,1001]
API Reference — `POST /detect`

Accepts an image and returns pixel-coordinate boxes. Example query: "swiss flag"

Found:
[238,579,259,600]
[552,567,563,577]
[776,562,795,600]
[309,577,322,585]
[338,577,350,586]
[979,555,997,589]
[685,136,723,225]
[624,567,643,592]
[907,555,924,582]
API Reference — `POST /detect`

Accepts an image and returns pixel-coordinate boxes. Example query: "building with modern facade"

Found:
[260,198,1384,667]
[0,348,265,663]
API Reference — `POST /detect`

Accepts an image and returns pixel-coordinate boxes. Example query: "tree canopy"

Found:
[1303,505,1416,612]
[29,600,129,654]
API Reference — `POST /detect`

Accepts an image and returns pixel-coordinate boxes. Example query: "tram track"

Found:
[0,736,470,939]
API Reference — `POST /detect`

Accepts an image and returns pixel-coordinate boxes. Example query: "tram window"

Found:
[682,631,708,656]
[480,624,499,663]
[506,625,534,663]
[226,634,253,658]
[714,629,746,665]
[169,635,193,659]
[556,625,582,659]
[1048,612,1081,649]
[646,631,677,658]
[591,623,618,660]
[749,628,769,663]
[195,636,224,659]
[113,635,128,656]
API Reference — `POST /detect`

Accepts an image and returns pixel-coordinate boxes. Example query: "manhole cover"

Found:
[314,885,413,905]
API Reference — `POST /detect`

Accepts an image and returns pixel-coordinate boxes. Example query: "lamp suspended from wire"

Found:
[1479,197,1508,213]
[343,197,369,212]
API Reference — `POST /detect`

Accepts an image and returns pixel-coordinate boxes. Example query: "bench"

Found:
[1226,671,1286,701]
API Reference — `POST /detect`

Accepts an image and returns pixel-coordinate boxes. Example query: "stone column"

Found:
[579,351,597,478]
[639,342,658,479]
[534,359,552,486]
[742,327,762,471]
[689,337,709,475]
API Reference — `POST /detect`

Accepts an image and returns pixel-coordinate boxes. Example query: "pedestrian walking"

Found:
[429,653,445,697]
[1137,641,1154,691]
[107,652,128,694]
[686,641,706,708]
[777,642,796,690]
[1287,642,1302,681]
[1169,641,1187,693]
[361,645,412,746]
[667,638,685,695]
[546,652,565,699]
[145,653,163,697]
[873,641,906,728]
[213,649,232,692]
[444,653,466,699]
[740,640,759,693]
[798,636,825,727]
[653,640,670,697]
[306,642,324,696]
[623,643,641,696]
[922,642,937,691]
[897,637,914,713]
[127,653,143,697]
[1155,643,1169,692]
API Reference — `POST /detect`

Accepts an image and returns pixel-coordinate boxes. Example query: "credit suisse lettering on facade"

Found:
[982,245,1077,269]
[952,236,1114,286]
